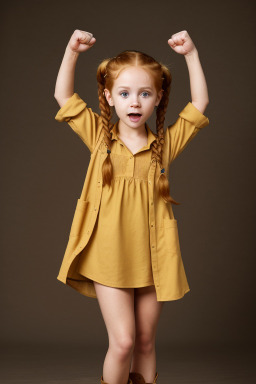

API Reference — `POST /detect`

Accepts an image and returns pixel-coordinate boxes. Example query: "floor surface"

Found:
[0,341,255,383]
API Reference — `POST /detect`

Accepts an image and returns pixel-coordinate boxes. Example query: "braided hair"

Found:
[96,50,180,205]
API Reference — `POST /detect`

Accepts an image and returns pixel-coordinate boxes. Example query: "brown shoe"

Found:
[129,371,158,384]
[101,375,133,384]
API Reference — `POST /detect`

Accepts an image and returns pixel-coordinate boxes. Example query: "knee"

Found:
[110,334,135,359]
[134,331,155,354]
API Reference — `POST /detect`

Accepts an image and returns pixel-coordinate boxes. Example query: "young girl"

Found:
[54,29,209,384]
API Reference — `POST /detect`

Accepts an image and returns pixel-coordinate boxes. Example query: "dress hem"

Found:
[77,271,155,289]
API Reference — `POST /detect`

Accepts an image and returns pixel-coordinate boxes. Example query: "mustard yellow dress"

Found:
[76,120,157,287]
[55,92,210,301]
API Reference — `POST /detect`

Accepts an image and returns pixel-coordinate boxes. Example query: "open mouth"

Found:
[128,113,142,122]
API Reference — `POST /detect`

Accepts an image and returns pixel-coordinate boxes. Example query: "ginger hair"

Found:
[96,50,180,205]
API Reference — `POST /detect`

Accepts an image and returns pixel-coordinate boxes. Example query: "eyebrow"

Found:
[117,86,153,90]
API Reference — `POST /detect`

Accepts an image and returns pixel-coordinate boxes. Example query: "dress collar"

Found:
[110,120,157,148]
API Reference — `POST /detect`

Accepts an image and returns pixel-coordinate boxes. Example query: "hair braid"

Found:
[152,65,180,205]
[96,59,114,187]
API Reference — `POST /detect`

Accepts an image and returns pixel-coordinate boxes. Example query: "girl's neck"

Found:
[117,119,147,140]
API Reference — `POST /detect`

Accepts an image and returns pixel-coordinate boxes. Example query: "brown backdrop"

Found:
[1,0,255,351]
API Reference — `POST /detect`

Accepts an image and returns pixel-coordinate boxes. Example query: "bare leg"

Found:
[130,285,164,382]
[94,281,135,384]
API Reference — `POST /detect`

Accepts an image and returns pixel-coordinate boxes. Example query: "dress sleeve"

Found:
[55,92,103,153]
[164,102,210,164]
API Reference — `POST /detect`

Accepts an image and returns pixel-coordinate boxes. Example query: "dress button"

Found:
[151,202,153,205]
[152,245,155,248]
[130,156,133,159]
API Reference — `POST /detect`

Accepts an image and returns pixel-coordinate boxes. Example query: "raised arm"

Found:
[54,29,96,107]
[184,50,209,114]
[168,30,209,114]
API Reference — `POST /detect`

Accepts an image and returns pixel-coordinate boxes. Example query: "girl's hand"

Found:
[167,30,197,56]
[67,29,96,53]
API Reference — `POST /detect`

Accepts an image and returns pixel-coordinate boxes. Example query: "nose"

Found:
[130,97,140,107]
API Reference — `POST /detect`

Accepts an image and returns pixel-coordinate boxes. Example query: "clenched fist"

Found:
[167,30,197,56]
[68,29,96,53]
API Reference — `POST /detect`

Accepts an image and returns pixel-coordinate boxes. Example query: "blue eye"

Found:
[120,91,150,98]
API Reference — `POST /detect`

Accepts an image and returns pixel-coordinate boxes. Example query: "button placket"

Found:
[126,154,134,177]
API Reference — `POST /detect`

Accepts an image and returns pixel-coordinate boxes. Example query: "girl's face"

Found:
[104,66,163,132]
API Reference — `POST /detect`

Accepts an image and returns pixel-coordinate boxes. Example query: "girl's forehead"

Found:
[114,67,154,87]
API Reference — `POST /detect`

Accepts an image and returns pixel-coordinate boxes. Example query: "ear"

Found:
[104,88,114,106]
[155,89,164,107]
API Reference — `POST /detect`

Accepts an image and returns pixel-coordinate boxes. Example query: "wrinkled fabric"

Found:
[55,93,209,301]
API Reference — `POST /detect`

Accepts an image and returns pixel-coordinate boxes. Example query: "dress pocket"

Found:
[69,198,89,237]
[163,218,180,253]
